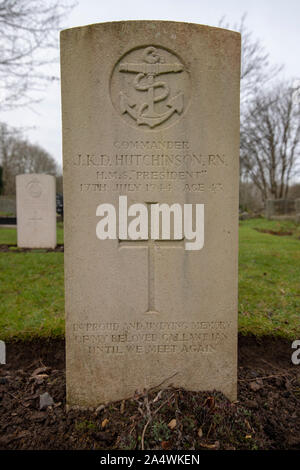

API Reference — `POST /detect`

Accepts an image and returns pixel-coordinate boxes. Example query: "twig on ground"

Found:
[147,372,179,393]
[141,393,175,450]
[239,372,294,382]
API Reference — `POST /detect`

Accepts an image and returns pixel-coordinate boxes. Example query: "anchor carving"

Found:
[119,46,184,128]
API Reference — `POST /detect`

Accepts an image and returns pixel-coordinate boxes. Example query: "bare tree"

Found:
[240,81,300,201]
[219,14,282,103]
[0,122,57,194]
[0,0,75,109]
[0,122,21,193]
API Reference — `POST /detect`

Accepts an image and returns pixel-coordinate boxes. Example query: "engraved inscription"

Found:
[28,209,43,225]
[71,320,233,356]
[73,140,228,194]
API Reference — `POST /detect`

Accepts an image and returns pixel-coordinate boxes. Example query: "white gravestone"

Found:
[16,174,56,249]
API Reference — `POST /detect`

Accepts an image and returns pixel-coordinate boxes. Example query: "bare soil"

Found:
[0,335,299,450]
[0,244,64,253]
[254,228,293,237]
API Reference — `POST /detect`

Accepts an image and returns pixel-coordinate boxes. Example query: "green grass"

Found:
[244,217,300,239]
[0,219,299,341]
[0,211,15,216]
[0,251,64,339]
[0,222,64,245]
[239,218,300,339]
[0,227,17,245]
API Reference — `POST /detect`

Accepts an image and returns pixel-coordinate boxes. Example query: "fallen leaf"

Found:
[34,374,49,384]
[245,419,251,430]
[245,419,255,434]
[161,440,172,450]
[199,441,220,450]
[168,418,177,430]
[101,418,109,429]
[31,367,50,377]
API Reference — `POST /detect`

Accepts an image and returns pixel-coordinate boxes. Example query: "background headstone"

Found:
[61,21,241,406]
[265,199,275,219]
[266,198,297,219]
[295,198,300,224]
[0,340,5,365]
[16,174,56,248]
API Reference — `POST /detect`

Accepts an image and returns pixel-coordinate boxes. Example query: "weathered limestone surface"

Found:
[16,174,56,248]
[61,21,241,406]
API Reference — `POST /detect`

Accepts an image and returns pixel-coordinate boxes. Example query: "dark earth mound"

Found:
[254,228,294,237]
[0,244,64,253]
[0,335,299,450]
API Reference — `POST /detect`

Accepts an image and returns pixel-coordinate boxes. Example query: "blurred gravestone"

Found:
[0,341,5,364]
[266,199,297,219]
[295,199,300,223]
[16,174,56,248]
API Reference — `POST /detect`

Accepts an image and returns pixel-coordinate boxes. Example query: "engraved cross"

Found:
[29,210,43,223]
[29,213,42,221]
[118,202,184,315]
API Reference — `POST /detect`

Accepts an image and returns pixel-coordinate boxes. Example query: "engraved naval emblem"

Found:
[110,46,190,130]
[26,179,42,198]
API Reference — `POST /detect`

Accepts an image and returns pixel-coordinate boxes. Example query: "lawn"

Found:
[239,218,300,339]
[0,222,64,245]
[0,218,299,340]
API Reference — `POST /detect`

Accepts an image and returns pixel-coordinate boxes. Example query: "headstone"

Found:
[295,199,300,224]
[16,174,56,248]
[61,21,241,406]
[266,198,296,218]
[0,340,5,364]
[265,199,275,219]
